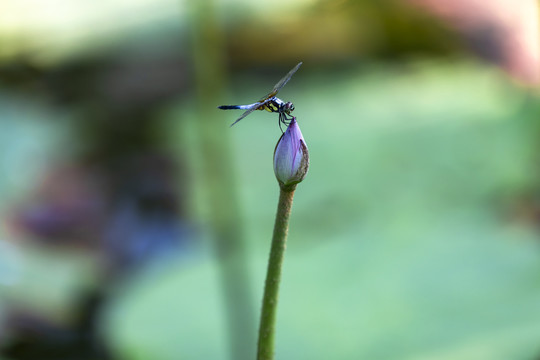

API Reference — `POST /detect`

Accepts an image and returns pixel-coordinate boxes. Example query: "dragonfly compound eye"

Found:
[287,102,295,112]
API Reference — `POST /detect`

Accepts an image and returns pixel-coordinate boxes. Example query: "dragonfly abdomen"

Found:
[218,104,254,110]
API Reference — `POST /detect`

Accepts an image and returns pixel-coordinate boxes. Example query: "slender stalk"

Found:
[188,0,255,358]
[257,184,297,360]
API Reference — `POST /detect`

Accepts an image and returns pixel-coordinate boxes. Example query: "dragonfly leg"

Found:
[278,113,285,133]
[283,113,293,125]
[279,112,293,132]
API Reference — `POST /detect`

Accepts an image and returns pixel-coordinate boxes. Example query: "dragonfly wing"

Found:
[261,62,302,100]
[229,99,272,127]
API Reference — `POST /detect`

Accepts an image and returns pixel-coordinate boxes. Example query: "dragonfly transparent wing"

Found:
[259,62,303,100]
[229,98,273,127]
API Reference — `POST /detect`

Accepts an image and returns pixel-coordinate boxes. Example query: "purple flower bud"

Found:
[273,118,309,189]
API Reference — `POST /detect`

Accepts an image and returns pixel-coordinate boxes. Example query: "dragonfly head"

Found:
[283,102,295,114]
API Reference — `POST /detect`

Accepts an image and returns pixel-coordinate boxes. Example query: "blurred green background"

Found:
[1,0,540,359]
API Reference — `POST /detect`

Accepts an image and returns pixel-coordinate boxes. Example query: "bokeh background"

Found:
[1,0,540,359]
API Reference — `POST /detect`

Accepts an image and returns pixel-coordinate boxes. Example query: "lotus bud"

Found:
[273,117,309,190]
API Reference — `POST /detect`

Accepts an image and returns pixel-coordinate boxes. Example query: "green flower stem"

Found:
[257,184,297,360]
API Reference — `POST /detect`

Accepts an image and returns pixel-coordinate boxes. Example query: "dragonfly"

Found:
[218,62,302,129]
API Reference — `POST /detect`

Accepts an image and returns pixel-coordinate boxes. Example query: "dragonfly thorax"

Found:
[271,98,295,114]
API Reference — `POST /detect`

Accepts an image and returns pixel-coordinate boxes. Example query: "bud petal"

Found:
[273,118,309,189]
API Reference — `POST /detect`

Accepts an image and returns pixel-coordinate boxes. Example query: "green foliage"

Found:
[106,60,540,359]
